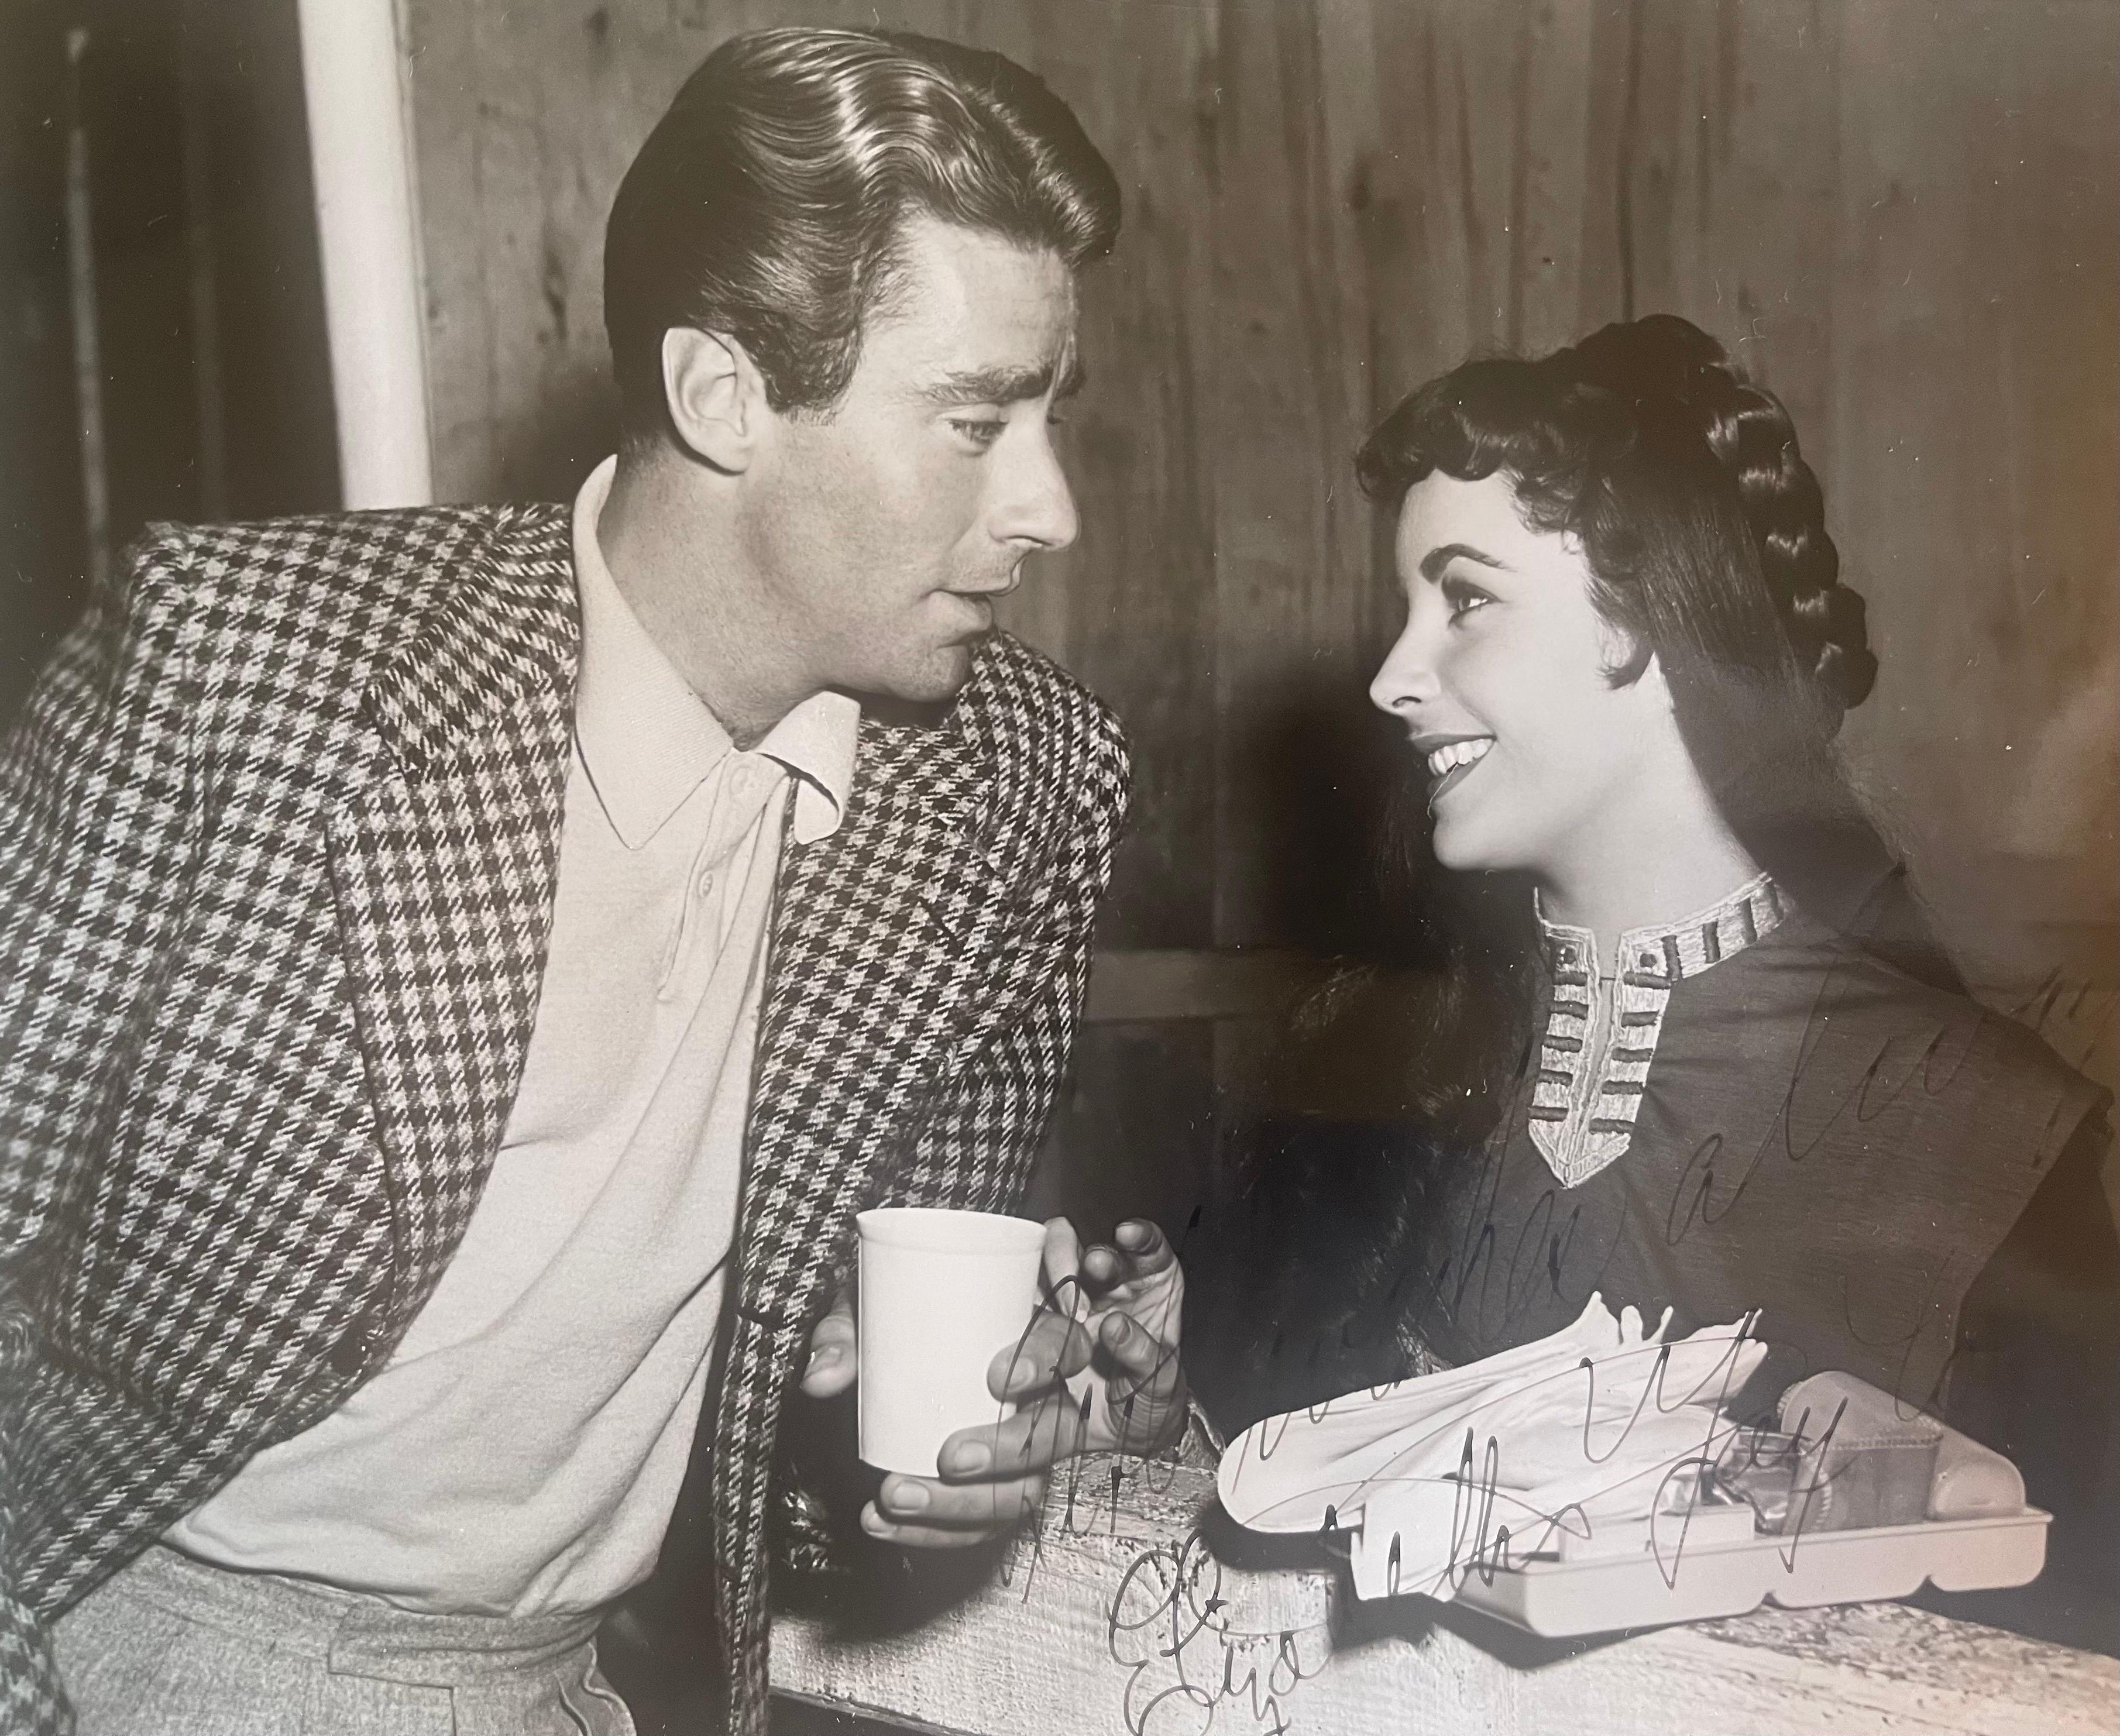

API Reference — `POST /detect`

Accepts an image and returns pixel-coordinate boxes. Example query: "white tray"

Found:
[1450,1508,2050,1637]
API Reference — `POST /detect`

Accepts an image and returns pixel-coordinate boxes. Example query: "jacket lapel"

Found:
[326,506,579,1328]
[733,708,1019,1332]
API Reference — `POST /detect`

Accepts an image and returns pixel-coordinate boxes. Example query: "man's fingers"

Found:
[939,1388,1092,1482]
[1112,1218,1176,1273]
[861,1472,1047,1546]
[1083,1221,1181,1317]
[985,1311,1090,1401]
[1098,1309,1180,1390]
[1041,1216,1087,1321]
[799,1290,858,1398]
[858,1515,1009,1549]
[1084,1219,1174,1283]
[1090,1311,1187,1451]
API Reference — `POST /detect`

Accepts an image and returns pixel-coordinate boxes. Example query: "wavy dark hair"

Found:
[604,27,1120,437]
[1189,316,1956,1430]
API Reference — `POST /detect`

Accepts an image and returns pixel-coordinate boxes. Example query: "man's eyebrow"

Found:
[920,356,1080,407]
[1418,542,1508,584]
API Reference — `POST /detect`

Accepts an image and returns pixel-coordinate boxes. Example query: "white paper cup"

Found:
[856,1207,1047,1476]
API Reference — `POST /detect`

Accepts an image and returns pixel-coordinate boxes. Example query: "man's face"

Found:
[747,214,1081,704]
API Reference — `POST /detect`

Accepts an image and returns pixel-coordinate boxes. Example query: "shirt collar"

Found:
[1524,871,1786,1189]
[1534,870,1787,984]
[569,456,858,850]
[755,687,860,846]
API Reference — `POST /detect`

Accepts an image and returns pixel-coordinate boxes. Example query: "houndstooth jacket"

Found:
[0,503,1129,1735]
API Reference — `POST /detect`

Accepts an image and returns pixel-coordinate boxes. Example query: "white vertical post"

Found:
[296,0,433,509]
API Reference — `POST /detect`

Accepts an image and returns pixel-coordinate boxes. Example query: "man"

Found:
[0,28,1183,1735]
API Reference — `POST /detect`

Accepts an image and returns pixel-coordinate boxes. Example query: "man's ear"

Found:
[661,326,770,472]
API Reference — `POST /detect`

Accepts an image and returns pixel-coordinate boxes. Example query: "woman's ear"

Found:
[1634,648,1679,716]
[1596,613,1660,695]
[661,326,771,472]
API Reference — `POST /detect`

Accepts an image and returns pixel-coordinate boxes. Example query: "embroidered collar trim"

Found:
[1526,872,1785,1188]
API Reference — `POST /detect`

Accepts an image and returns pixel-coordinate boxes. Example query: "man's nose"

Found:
[992,427,1079,555]
[1369,618,1439,717]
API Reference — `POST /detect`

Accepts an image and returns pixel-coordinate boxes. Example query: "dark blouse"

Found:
[1420,904,2103,1408]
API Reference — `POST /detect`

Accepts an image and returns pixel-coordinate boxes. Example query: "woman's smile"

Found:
[1414,732,1494,803]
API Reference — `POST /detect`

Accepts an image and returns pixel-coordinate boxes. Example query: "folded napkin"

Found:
[1217,1294,1768,1600]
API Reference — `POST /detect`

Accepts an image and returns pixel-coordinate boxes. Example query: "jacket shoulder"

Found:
[114,504,566,700]
[963,631,1128,790]
[946,632,1129,886]
[129,503,559,618]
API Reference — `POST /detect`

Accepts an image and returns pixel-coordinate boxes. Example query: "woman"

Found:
[1188,315,2115,1638]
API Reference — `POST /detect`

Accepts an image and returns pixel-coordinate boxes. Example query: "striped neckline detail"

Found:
[1525,873,1785,1188]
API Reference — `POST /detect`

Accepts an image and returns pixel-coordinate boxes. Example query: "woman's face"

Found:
[1369,472,1676,878]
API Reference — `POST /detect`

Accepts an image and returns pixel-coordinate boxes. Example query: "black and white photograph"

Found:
[1,2,2114,1732]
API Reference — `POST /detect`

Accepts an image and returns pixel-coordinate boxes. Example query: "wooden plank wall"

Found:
[407,0,2119,1237]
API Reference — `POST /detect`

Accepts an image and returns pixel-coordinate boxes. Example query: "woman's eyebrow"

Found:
[1418,542,1508,584]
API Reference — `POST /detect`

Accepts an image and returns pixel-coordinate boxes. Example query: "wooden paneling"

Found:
[406,0,2119,1219]
[1022,0,1223,951]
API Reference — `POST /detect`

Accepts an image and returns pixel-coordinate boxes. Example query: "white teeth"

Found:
[1424,738,1493,779]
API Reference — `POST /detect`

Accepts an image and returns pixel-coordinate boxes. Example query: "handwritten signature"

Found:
[1103,1519,1329,1736]
[1226,1312,1804,1588]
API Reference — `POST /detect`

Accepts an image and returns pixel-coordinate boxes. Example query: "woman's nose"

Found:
[1369,621,1438,717]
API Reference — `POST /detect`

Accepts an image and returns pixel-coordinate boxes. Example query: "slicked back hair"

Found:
[604,27,1120,439]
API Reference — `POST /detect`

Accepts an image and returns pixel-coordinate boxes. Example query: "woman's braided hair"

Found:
[1568,315,1878,717]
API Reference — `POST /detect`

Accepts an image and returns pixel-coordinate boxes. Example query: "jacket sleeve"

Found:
[0,530,203,1736]
[0,530,202,1282]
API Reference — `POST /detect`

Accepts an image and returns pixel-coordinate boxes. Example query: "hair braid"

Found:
[1692,368,1877,714]
[1575,315,1878,717]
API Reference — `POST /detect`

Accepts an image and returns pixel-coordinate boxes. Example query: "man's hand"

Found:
[798,1216,1186,1548]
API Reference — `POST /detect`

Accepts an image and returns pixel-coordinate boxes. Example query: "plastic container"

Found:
[1453,1507,2050,1637]
[1452,1373,2047,1637]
